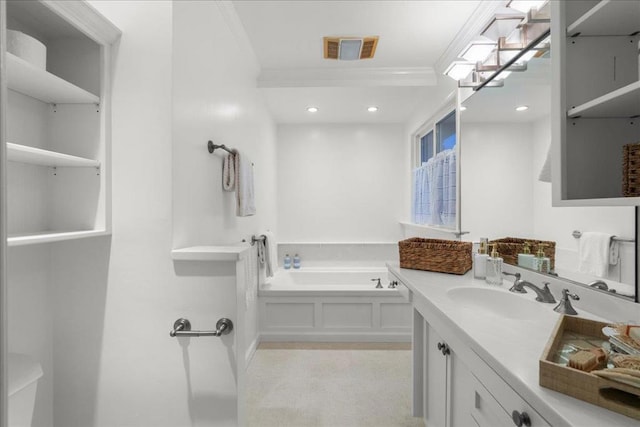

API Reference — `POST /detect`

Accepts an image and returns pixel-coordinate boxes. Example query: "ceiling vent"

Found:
[323,36,379,60]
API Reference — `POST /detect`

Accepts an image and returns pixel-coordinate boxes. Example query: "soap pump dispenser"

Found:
[473,238,489,279]
[485,244,503,285]
[533,244,550,274]
[517,242,535,269]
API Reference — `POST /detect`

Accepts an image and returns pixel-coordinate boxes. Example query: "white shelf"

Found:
[6,53,100,104]
[7,142,100,168]
[567,81,640,118]
[567,0,640,36]
[171,246,251,261]
[8,230,108,247]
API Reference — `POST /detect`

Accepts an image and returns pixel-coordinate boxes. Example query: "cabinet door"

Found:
[449,350,474,427]
[425,323,448,427]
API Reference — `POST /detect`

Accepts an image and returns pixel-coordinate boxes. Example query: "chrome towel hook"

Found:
[170,318,233,337]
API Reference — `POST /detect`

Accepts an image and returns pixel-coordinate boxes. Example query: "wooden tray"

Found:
[540,315,640,420]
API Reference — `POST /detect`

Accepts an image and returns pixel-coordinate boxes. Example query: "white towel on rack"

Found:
[222,152,235,191]
[259,231,277,278]
[578,232,613,278]
[223,150,256,216]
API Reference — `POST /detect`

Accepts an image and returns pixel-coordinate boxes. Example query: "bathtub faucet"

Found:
[371,278,383,289]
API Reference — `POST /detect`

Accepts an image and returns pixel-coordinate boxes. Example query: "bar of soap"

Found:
[568,350,599,372]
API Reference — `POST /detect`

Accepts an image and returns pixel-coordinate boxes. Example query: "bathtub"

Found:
[258,268,412,342]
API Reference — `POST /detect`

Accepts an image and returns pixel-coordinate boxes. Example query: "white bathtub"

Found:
[258,268,412,342]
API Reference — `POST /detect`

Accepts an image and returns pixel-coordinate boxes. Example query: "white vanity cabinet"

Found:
[551,0,640,206]
[391,268,553,427]
[3,1,120,245]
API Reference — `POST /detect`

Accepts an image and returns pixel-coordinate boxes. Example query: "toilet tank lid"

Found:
[8,353,43,396]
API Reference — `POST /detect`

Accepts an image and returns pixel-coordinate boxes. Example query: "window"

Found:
[412,106,458,228]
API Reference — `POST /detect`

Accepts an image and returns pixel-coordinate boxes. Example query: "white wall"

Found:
[277,124,404,243]
[47,2,276,426]
[460,122,534,242]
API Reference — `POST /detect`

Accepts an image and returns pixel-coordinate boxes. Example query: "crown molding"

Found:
[434,0,508,76]
[258,67,437,88]
[216,1,261,74]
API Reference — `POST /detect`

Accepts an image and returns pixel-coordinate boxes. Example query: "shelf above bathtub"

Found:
[171,246,251,261]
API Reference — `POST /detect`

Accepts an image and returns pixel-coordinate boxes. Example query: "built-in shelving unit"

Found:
[567,81,640,119]
[552,0,640,206]
[4,0,121,246]
[567,0,640,36]
[7,53,99,104]
[7,142,100,168]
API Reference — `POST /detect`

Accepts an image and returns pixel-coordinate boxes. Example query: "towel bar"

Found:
[169,318,233,338]
[571,230,634,243]
[207,140,234,155]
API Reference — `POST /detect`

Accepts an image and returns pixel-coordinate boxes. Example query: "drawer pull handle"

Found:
[512,410,531,427]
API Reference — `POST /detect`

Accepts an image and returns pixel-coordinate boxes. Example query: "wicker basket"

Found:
[623,143,640,197]
[398,238,472,275]
[489,237,556,270]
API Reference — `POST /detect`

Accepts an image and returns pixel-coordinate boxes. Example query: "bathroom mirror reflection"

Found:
[460,52,637,301]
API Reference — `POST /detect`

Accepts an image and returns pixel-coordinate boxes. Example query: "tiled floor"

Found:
[246,343,423,427]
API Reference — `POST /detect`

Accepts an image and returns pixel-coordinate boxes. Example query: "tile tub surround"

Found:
[259,267,411,342]
[388,262,640,426]
[246,343,421,427]
[277,242,399,269]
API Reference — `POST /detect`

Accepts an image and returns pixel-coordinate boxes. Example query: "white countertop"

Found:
[387,262,639,427]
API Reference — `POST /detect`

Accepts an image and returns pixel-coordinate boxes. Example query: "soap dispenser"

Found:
[485,244,503,285]
[517,242,535,269]
[473,237,489,279]
[284,254,292,270]
[533,244,550,274]
[293,253,301,269]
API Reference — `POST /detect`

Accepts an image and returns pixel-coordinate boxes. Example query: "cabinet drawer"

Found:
[470,373,550,427]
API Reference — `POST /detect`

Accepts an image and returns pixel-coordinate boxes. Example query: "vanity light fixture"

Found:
[306,106,319,113]
[507,0,547,14]
[367,106,379,112]
[481,15,524,42]
[460,40,497,63]
[515,105,529,111]
[444,61,475,81]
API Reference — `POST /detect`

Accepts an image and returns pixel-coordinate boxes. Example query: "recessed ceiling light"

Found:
[460,106,467,111]
[515,105,529,111]
[306,106,319,113]
[367,106,379,112]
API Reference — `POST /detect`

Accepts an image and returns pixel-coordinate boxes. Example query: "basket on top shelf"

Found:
[398,238,472,275]
[622,142,640,197]
[489,237,556,270]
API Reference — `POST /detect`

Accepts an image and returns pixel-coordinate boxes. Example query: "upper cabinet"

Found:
[551,0,640,206]
[3,1,120,246]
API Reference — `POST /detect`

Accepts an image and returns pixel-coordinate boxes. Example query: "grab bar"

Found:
[170,318,233,337]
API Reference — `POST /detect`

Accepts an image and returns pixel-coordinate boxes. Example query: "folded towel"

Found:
[578,232,613,278]
[223,150,256,216]
[258,231,277,278]
[222,152,235,191]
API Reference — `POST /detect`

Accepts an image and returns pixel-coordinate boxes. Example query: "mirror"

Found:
[460,52,637,301]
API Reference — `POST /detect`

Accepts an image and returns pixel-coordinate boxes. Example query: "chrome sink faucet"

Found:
[554,289,580,315]
[502,272,557,303]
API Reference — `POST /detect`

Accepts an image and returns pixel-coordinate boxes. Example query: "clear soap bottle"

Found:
[293,254,301,269]
[473,238,489,279]
[485,244,503,285]
[284,254,292,269]
[533,244,550,274]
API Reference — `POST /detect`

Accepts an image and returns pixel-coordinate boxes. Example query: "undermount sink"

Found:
[446,286,546,320]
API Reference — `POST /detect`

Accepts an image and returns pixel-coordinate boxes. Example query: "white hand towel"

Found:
[224,150,255,217]
[222,152,235,191]
[262,231,277,278]
[578,232,613,278]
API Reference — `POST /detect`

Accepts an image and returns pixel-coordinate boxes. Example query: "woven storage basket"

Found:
[489,237,556,270]
[623,142,640,197]
[398,238,472,275]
